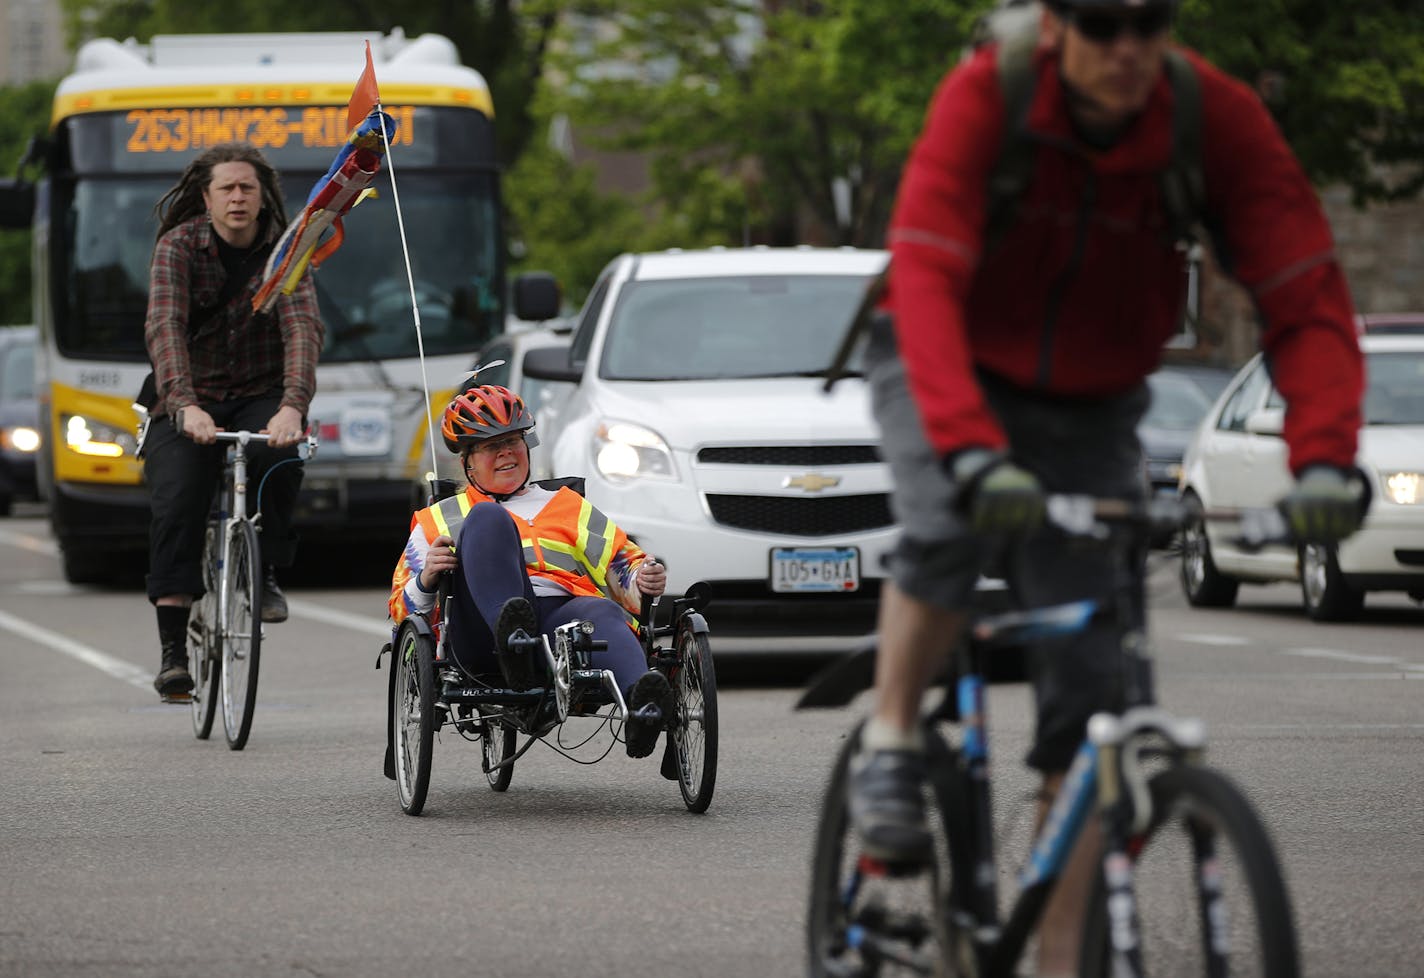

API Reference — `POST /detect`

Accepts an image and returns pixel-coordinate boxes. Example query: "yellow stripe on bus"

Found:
[53,82,493,125]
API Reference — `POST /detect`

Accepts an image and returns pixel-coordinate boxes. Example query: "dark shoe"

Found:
[261,566,288,623]
[847,746,933,865]
[625,669,674,758]
[153,648,194,698]
[494,597,540,688]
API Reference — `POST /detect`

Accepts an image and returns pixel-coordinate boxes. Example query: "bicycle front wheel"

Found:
[220,519,263,751]
[1080,765,1300,978]
[807,724,965,978]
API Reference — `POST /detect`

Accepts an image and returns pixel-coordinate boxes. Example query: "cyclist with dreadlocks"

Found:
[388,382,676,759]
[144,142,323,700]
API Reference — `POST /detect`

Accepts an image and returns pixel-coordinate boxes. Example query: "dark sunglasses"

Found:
[1069,5,1174,43]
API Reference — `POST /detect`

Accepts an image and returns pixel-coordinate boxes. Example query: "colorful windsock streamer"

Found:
[251,106,397,313]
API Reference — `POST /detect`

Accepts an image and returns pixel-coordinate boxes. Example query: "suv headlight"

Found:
[1381,471,1421,505]
[1,426,40,453]
[593,421,677,483]
[63,414,137,458]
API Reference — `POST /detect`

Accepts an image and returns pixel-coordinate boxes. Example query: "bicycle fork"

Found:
[1088,707,1210,978]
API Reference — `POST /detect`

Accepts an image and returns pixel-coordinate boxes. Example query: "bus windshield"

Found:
[57,168,503,363]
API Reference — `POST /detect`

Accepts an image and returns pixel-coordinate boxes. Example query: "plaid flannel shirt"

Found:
[144,215,324,417]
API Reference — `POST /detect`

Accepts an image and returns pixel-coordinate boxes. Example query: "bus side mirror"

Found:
[512,271,561,323]
[0,179,34,230]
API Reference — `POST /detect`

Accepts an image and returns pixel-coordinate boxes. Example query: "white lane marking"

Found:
[0,525,58,556]
[0,608,151,690]
[1283,646,1424,670]
[1176,633,1251,646]
[285,598,391,637]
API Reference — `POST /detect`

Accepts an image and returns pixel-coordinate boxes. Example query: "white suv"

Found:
[523,247,896,636]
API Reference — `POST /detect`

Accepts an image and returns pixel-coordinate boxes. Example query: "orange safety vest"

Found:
[413,485,645,624]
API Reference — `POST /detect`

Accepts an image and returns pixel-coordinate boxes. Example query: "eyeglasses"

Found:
[468,434,527,457]
[1069,4,1173,44]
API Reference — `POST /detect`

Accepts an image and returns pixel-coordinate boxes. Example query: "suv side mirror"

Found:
[0,179,35,230]
[511,271,561,323]
[1244,407,1284,437]
[522,345,582,383]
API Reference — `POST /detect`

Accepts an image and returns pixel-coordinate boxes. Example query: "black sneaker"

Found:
[494,597,540,688]
[261,566,288,623]
[625,669,674,758]
[847,746,933,865]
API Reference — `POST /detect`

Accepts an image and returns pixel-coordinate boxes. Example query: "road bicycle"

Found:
[183,427,318,750]
[802,495,1300,978]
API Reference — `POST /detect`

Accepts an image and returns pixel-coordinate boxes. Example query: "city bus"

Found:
[0,30,556,584]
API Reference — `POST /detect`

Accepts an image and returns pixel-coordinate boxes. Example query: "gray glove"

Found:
[949,450,1046,535]
[1279,465,1366,543]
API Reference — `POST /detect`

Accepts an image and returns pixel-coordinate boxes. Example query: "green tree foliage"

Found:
[0,80,58,324]
[1177,0,1424,204]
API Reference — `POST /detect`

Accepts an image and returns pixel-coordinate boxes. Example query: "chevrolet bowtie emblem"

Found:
[783,472,841,493]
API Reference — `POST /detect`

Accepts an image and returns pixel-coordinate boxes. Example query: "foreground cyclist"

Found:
[852,0,1364,972]
[388,383,676,758]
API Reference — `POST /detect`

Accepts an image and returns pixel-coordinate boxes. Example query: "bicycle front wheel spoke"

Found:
[219,520,263,750]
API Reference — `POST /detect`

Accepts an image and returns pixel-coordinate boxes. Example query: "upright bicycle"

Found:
[185,427,318,750]
[802,495,1301,978]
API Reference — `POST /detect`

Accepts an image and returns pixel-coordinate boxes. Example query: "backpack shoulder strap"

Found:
[1160,48,1205,246]
[985,32,1041,252]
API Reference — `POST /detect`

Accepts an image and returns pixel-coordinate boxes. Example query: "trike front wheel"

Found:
[667,624,718,813]
[392,621,436,815]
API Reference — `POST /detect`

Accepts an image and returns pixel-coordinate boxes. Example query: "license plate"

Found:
[770,547,860,593]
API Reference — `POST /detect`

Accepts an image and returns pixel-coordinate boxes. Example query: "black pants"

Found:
[144,395,303,601]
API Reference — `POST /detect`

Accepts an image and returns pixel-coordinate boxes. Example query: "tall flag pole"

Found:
[251,40,442,492]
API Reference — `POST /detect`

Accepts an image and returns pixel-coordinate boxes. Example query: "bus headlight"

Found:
[1382,471,1421,505]
[1,426,40,453]
[593,421,677,483]
[63,414,137,458]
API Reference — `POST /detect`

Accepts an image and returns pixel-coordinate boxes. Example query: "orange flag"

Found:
[345,41,380,133]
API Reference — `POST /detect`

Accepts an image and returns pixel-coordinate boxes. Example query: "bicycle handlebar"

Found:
[1043,494,1293,551]
[210,423,321,460]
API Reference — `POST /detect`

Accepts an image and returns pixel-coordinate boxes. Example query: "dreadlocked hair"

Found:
[153,142,289,241]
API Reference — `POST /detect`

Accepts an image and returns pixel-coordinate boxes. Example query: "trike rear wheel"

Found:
[483,717,517,792]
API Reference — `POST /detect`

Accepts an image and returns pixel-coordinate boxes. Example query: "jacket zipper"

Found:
[1036,162,1097,388]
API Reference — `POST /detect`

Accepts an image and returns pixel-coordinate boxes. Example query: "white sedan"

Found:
[1178,331,1424,620]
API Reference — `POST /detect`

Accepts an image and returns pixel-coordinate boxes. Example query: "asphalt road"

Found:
[1,511,1421,977]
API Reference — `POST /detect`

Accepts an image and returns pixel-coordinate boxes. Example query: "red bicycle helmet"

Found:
[440,384,537,453]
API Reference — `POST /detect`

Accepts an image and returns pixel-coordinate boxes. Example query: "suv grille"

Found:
[705,493,893,536]
[697,445,881,466]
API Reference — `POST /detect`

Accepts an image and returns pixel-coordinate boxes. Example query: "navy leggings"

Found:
[446,501,648,695]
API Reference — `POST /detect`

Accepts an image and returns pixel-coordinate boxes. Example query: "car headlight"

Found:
[63,414,137,459]
[1,426,40,453]
[593,420,677,483]
[1381,471,1422,505]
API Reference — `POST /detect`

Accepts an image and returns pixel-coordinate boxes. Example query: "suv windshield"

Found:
[599,274,872,380]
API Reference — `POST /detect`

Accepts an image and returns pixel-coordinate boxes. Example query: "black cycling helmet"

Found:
[440,383,538,454]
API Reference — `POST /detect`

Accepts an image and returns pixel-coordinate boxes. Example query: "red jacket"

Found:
[884,43,1362,474]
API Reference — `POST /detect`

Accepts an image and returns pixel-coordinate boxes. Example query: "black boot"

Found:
[153,605,194,698]
[261,566,288,623]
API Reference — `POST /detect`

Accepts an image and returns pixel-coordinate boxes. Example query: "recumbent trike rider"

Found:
[379,383,719,815]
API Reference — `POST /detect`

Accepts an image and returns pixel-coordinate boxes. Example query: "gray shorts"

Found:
[866,330,1150,771]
